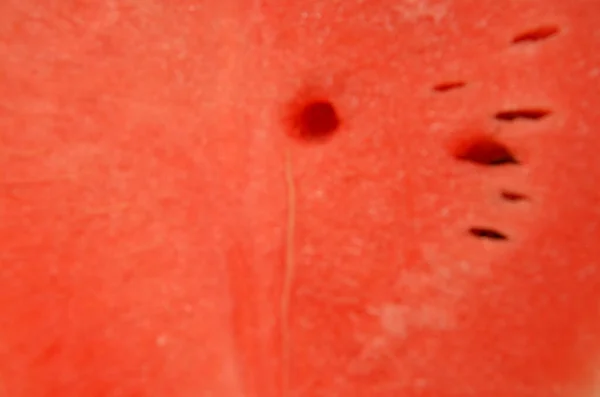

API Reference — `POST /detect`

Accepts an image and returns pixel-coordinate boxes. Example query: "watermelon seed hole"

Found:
[454,137,519,166]
[512,25,560,44]
[495,108,552,122]
[501,190,528,202]
[292,100,340,142]
[433,81,467,92]
[469,227,508,241]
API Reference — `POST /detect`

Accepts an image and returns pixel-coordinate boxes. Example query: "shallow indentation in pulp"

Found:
[495,108,552,122]
[512,25,560,44]
[454,136,519,166]
[432,81,467,92]
[469,227,508,241]
[501,190,529,202]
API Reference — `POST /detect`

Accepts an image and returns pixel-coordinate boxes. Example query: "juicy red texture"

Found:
[1,1,600,397]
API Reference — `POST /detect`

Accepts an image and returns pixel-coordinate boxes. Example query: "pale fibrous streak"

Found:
[281,147,296,397]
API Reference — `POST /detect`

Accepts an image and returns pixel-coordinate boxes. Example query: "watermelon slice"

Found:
[1,0,600,396]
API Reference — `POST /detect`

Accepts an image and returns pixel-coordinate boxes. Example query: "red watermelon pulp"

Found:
[1,1,600,396]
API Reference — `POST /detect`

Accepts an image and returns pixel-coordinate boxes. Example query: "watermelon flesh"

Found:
[1,0,600,396]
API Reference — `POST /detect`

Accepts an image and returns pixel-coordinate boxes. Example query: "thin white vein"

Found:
[281,147,296,397]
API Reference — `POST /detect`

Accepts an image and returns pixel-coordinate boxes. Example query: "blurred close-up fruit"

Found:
[1,1,600,396]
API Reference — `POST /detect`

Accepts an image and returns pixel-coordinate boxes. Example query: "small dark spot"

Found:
[433,81,467,92]
[495,108,552,122]
[512,25,560,44]
[291,99,340,142]
[454,136,519,166]
[501,190,529,202]
[469,227,508,240]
